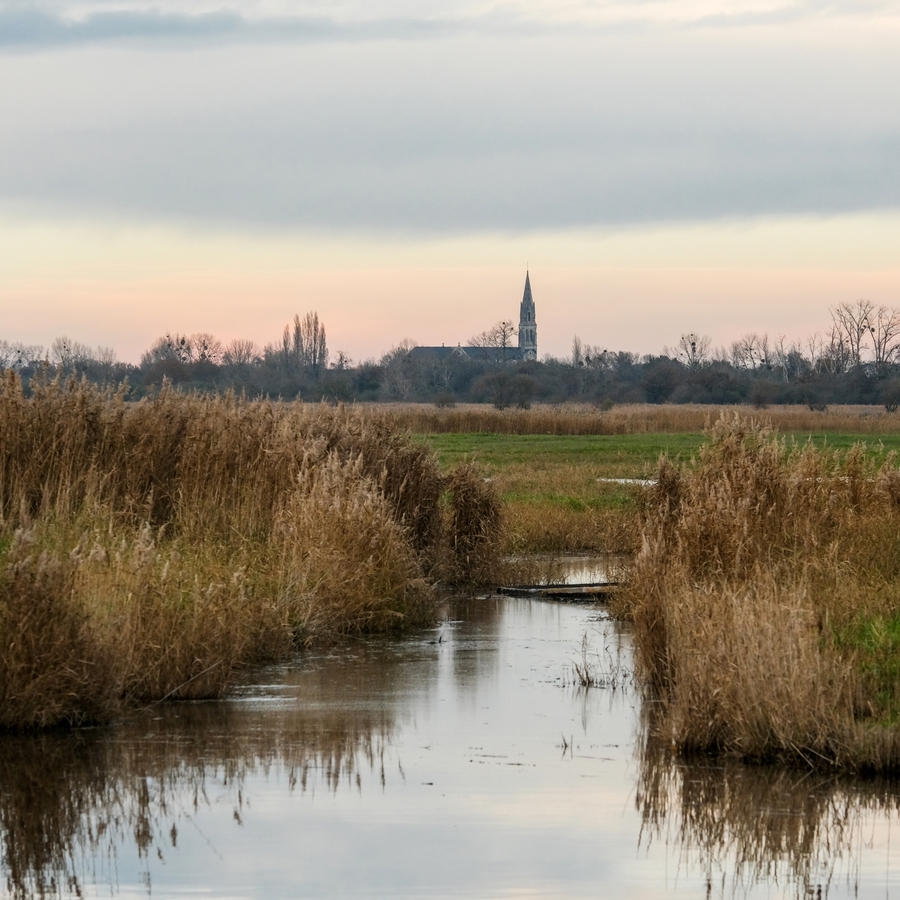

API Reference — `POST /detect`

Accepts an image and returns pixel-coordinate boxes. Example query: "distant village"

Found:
[2,276,900,409]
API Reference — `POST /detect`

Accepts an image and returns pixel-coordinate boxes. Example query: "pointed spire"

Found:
[518,270,536,356]
[521,270,534,314]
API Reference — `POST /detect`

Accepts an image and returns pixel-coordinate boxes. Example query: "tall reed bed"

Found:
[0,375,500,728]
[379,402,899,436]
[616,414,900,771]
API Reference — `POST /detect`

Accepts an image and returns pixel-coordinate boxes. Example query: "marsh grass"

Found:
[382,402,900,437]
[423,433,653,554]
[568,630,632,689]
[443,462,503,584]
[616,413,900,770]
[0,375,501,728]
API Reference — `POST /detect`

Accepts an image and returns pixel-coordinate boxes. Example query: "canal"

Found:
[2,595,899,897]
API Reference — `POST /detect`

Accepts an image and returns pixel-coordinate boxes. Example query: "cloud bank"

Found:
[2,0,900,50]
[1,0,898,232]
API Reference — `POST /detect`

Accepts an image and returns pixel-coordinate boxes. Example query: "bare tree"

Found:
[189,333,223,364]
[471,320,517,349]
[331,350,352,371]
[866,304,900,370]
[380,338,418,400]
[829,300,877,370]
[0,341,43,370]
[142,333,193,366]
[772,335,805,382]
[95,346,117,367]
[805,331,832,374]
[281,312,328,377]
[222,338,260,368]
[571,335,584,367]
[825,330,852,374]
[302,312,328,376]
[51,335,93,370]
[583,345,610,370]
[670,333,711,369]
[281,318,298,372]
[730,334,754,369]
[730,333,774,371]
[469,320,518,366]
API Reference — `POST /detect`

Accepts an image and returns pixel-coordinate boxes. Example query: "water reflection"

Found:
[0,700,395,899]
[4,597,900,899]
[637,712,900,898]
[504,553,626,585]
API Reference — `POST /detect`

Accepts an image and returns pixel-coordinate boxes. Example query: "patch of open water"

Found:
[2,596,900,898]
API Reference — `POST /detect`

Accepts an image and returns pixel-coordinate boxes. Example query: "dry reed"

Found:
[444,462,503,584]
[616,414,900,771]
[0,375,501,729]
[376,402,900,436]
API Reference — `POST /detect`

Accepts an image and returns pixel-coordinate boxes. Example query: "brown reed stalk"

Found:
[0,539,117,728]
[444,463,503,584]
[0,375,501,729]
[373,401,900,436]
[617,414,900,770]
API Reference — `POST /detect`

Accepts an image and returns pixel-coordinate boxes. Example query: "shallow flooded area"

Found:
[3,595,900,898]
[503,553,626,586]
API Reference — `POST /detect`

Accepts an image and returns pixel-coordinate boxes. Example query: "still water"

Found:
[3,596,900,898]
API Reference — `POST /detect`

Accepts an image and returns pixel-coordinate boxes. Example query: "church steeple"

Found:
[518,270,537,359]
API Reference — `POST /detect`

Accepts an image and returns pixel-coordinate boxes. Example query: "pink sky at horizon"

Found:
[3,213,900,365]
[4,3,900,360]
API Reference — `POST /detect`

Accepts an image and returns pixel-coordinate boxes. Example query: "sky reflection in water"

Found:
[2,596,900,898]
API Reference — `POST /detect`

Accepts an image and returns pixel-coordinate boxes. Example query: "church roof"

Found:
[407,345,529,362]
[406,270,537,364]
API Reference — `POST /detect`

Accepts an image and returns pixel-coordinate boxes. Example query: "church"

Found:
[407,271,538,363]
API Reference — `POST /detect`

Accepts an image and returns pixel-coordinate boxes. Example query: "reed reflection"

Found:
[0,699,395,899]
[637,711,900,898]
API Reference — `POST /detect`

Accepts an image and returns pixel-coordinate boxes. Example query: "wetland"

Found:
[4,594,900,899]
[7,392,900,896]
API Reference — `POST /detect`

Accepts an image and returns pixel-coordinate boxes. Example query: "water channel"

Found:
[3,594,900,898]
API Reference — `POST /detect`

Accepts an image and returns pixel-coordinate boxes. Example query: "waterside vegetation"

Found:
[0,374,500,729]
[414,404,900,556]
[616,415,900,771]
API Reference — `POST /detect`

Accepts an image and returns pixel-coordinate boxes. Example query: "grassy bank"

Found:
[0,375,500,729]
[419,424,900,556]
[615,415,900,771]
[422,432,698,554]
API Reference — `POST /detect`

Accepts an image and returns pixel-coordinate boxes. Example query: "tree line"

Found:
[5,300,900,409]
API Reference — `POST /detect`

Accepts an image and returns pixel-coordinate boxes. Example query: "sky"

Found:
[2,0,900,363]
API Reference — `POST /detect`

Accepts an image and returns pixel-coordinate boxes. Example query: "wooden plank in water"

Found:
[498,583,618,601]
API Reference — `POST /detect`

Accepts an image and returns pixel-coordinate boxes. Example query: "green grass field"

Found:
[419,430,900,554]
[425,431,900,475]
[424,432,705,478]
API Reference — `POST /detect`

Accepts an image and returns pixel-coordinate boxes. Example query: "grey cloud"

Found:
[3,0,899,50]
[1,33,899,231]
[691,0,899,28]
[0,8,473,48]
